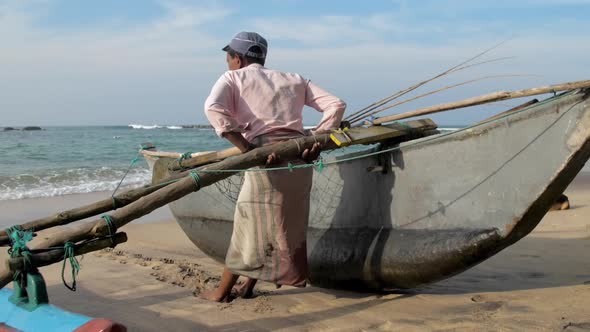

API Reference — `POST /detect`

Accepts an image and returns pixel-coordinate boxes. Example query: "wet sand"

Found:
[1,176,590,331]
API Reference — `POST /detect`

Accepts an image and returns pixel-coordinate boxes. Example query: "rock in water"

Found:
[21,126,42,131]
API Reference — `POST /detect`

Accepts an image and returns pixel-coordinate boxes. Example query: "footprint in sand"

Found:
[470,294,505,320]
[563,321,590,330]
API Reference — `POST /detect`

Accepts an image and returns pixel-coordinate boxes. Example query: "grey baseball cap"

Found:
[222,31,268,59]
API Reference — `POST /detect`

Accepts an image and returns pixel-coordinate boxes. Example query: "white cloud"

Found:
[0,1,588,126]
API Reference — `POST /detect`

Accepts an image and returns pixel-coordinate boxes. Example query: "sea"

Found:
[0,125,463,201]
[0,125,231,201]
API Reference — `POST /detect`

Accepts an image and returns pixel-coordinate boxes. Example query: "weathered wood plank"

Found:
[331,119,437,147]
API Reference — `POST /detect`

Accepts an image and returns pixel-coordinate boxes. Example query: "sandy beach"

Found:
[1,175,590,331]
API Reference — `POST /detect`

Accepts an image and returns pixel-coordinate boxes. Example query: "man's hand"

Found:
[264,142,321,167]
[266,152,279,166]
[302,142,321,163]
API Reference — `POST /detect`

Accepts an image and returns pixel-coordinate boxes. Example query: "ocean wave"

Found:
[128,124,185,130]
[0,167,151,201]
[128,124,163,129]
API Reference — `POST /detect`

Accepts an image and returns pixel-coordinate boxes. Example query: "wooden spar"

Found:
[0,182,170,247]
[172,119,436,170]
[6,233,128,272]
[373,80,590,125]
[330,119,437,147]
[0,120,437,289]
[350,74,534,125]
[168,147,241,171]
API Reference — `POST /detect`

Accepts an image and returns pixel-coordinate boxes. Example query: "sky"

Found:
[1,0,589,126]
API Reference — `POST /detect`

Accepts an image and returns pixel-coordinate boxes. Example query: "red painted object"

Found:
[74,319,127,332]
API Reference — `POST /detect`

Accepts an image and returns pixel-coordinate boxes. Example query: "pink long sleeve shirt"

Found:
[204,63,346,142]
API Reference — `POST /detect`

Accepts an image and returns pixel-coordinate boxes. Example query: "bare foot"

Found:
[234,283,254,299]
[199,289,227,302]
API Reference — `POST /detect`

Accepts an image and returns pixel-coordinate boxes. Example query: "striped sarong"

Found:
[225,134,313,287]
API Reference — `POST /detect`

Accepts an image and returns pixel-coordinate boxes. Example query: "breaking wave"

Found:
[0,167,151,201]
[128,124,184,130]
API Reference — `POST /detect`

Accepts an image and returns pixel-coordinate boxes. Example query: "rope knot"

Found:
[61,241,80,292]
[101,215,117,247]
[314,158,325,173]
[189,171,201,191]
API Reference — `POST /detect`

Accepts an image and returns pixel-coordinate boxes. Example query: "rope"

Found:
[314,158,325,173]
[101,215,117,247]
[189,171,201,191]
[111,154,141,206]
[61,242,80,291]
[175,152,193,170]
[6,225,33,283]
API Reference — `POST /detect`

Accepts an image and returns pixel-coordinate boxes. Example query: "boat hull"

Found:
[148,89,590,290]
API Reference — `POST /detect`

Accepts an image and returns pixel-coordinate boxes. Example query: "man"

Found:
[201,31,346,302]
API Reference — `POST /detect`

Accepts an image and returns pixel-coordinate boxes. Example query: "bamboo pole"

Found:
[0,182,170,247]
[6,233,128,272]
[373,80,590,125]
[350,74,532,125]
[168,146,241,171]
[478,98,539,124]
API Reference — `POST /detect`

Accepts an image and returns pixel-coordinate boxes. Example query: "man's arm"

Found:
[204,74,248,138]
[304,80,346,134]
[222,131,253,153]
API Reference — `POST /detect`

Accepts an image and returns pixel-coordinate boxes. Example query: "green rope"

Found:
[189,171,201,191]
[111,196,119,210]
[175,152,193,170]
[314,158,325,173]
[6,225,33,283]
[111,153,142,204]
[61,242,80,291]
[180,152,193,161]
[101,215,117,247]
[287,162,294,172]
